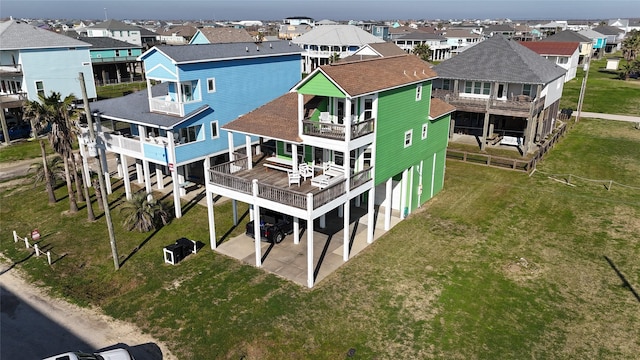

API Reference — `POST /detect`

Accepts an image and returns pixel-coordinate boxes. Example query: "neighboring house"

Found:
[393,31,452,60]
[442,28,483,50]
[537,21,568,36]
[484,24,516,38]
[82,41,302,218]
[205,55,454,288]
[608,18,640,34]
[283,16,315,27]
[292,25,385,73]
[432,35,567,154]
[0,19,97,115]
[578,29,607,58]
[190,27,255,44]
[371,24,391,41]
[86,19,144,46]
[156,25,197,45]
[542,30,593,65]
[278,24,312,40]
[592,25,626,53]
[519,41,580,82]
[77,37,144,85]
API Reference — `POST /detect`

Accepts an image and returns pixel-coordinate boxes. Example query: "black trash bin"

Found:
[163,243,185,265]
[176,237,197,255]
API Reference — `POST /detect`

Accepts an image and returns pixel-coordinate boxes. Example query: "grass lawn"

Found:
[1,118,639,359]
[560,56,640,115]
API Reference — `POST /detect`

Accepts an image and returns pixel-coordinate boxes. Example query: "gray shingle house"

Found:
[432,35,567,154]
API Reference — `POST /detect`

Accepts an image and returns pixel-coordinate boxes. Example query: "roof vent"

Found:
[269,43,272,48]
[257,46,259,51]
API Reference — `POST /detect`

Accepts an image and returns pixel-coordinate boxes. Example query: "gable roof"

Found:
[141,40,301,63]
[395,32,446,41]
[592,25,625,36]
[432,35,566,84]
[518,41,579,56]
[156,25,198,38]
[429,98,456,119]
[301,55,437,97]
[291,25,385,46]
[193,27,254,43]
[0,20,91,50]
[578,29,606,39]
[542,30,591,43]
[341,42,407,62]
[442,29,482,38]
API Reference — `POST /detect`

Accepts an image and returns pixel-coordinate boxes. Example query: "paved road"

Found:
[0,258,177,360]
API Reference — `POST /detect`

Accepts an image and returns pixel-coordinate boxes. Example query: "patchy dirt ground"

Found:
[0,255,177,360]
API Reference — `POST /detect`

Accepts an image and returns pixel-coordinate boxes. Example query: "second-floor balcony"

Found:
[80,126,170,157]
[301,117,375,141]
[0,64,22,74]
[208,156,373,211]
[0,92,27,109]
[149,96,183,116]
[432,89,546,117]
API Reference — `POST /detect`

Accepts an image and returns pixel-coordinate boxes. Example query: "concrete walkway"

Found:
[576,112,640,123]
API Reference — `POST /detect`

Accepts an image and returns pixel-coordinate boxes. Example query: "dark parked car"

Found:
[246,210,302,243]
[0,122,31,142]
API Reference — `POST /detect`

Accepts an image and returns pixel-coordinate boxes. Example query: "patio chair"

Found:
[288,171,301,187]
[298,163,314,180]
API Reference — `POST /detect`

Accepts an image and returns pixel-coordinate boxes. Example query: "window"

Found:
[404,130,413,148]
[179,124,201,143]
[35,81,45,97]
[210,121,219,139]
[523,84,532,97]
[207,78,216,93]
[421,123,428,140]
[442,79,450,90]
[181,83,193,102]
[464,81,490,95]
[557,57,568,65]
[416,84,422,101]
[364,98,373,120]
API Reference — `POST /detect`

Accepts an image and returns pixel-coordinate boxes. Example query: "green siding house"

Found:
[205,55,455,287]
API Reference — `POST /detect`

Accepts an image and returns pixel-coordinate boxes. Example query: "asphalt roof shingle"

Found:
[0,20,91,50]
[146,40,301,63]
[433,35,566,84]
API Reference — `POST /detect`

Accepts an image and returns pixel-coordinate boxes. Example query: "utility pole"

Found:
[79,72,120,270]
[576,49,593,123]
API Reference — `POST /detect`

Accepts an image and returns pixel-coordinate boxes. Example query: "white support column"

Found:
[367,187,375,243]
[343,200,350,261]
[232,200,238,226]
[204,157,216,249]
[249,205,254,222]
[293,217,300,245]
[156,164,164,190]
[135,160,143,183]
[400,168,408,219]
[385,178,392,230]
[227,132,235,161]
[80,144,91,185]
[121,155,131,200]
[306,193,314,288]
[292,143,298,170]
[319,214,326,229]
[178,166,186,196]
[116,154,123,178]
[172,164,182,219]
[252,180,262,267]
[143,159,152,195]
[338,204,344,218]
[245,135,253,170]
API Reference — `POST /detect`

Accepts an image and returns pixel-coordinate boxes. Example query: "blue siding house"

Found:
[0,20,97,112]
[84,41,301,217]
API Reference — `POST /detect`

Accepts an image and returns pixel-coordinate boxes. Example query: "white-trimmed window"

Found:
[404,129,413,148]
[464,81,491,95]
[35,81,45,97]
[421,123,428,140]
[210,121,219,139]
[416,84,422,101]
[207,78,216,93]
[442,79,450,90]
[179,124,202,143]
[523,84,532,97]
[557,57,568,65]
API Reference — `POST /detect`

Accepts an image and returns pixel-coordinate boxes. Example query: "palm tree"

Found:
[24,92,78,213]
[412,43,431,61]
[28,155,65,189]
[621,30,640,62]
[23,98,56,203]
[120,191,171,232]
